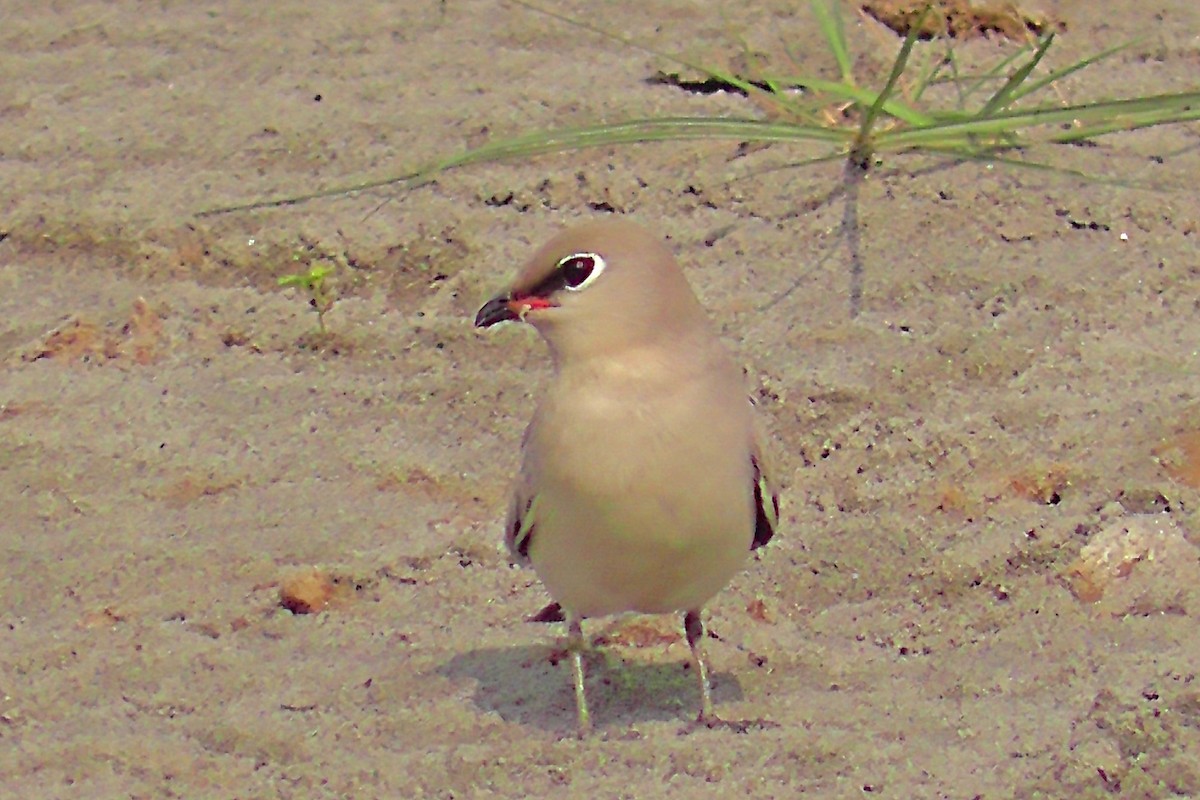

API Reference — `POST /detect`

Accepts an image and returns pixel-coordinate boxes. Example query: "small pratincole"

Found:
[475,219,778,735]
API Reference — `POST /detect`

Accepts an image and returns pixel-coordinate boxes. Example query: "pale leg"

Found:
[683,609,714,723]
[567,613,592,736]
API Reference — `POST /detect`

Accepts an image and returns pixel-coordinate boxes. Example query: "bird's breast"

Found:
[523,357,757,615]
[532,359,752,503]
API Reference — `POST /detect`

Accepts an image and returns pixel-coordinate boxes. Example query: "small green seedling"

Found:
[278,263,336,334]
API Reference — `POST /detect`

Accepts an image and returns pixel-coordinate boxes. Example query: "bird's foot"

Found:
[573,717,594,740]
[677,713,780,736]
[527,601,565,623]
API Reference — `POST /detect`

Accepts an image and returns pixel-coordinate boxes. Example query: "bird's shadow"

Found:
[438,641,746,735]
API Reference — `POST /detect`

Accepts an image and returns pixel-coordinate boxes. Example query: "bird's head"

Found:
[475,219,708,362]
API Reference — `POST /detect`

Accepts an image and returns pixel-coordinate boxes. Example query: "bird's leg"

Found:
[684,609,715,723]
[566,612,592,737]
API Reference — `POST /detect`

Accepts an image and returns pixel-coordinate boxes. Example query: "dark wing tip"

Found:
[505,494,536,565]
[527,601,565,623]
[751,454,778,550]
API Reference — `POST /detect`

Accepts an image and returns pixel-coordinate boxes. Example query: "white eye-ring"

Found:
[557,252,606,292]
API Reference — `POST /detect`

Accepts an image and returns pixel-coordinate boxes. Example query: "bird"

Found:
[474,218,778,735]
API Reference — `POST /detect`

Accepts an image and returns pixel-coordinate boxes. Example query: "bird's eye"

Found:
[557,253,606,292]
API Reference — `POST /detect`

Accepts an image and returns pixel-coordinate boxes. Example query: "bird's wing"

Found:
[750,413,780,550]
[507,403,779,558]
[504,439,539,566]
[507,477,564,622]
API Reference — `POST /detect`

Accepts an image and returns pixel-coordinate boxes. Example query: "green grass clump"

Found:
[416,1,1199,178]
[201,0,1200,215]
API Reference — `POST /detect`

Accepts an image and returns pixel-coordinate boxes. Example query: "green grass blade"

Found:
[916,148,1178,190]
[978,34,1055,116]
[875,90,1200,150]
[856,11,926,148]
[1047,100,1200,141]
[811,0,853,83]
[909,43,952,103]
[198,171,426,214]
[510,116,854,149]
[1004,40,1132,106]
[943,47,970,107]
[959,41,1037,105]
[777,75,936,126]
[407,117,859,182]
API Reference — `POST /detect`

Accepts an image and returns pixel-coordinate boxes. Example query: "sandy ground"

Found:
[2,1,1200,797]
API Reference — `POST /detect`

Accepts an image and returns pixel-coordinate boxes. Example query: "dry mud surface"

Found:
[2,1,1199,798]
